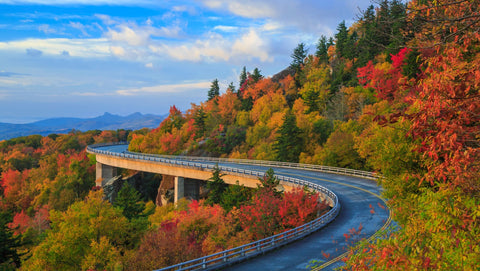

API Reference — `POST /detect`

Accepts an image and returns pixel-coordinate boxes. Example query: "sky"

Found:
[0,0,372,123]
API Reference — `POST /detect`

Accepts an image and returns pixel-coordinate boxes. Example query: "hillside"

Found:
[0,0,479,270]
[0,112,166,140]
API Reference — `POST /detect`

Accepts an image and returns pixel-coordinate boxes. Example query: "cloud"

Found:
[116,81,211,96]
[26,48,43,56]
[38,24,56,34]
[0,38,110,58]
[213,25,239,32]
[149,27,272,63]
[0,71,24,77]
[105,23,181,47]
[145,62,153,68]
[199,0,372,35]
[61,50,70,56]
[69,21,90,37]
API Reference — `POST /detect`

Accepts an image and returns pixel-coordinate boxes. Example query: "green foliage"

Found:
[0,211,22,270]
[207,79,220,101]
[114,182,146,221]
[273,111,303,163]
[205,165,227,206]
[220,181,252,212]
[22,191,138,270]
[257,168,282,196]
[290,42,308,71]
[312,118,334,145]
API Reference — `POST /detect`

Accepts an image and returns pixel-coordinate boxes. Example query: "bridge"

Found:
[87,143,391,270]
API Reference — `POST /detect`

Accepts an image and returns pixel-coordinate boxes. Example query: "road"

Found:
[94,144,390,270]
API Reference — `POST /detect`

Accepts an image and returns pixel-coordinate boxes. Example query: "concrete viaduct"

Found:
[87,143,389,271]
[90,143,308,204]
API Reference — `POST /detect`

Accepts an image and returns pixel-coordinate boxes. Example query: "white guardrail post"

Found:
[86,142,379,271]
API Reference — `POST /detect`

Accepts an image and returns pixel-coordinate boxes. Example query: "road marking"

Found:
[282,172,393,270]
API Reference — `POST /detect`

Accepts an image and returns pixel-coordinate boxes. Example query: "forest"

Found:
[1,0,479,270]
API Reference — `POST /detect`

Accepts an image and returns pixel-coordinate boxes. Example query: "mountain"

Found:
[0,112,166,140]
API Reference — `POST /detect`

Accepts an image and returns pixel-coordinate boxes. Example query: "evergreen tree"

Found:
[290,42,308,71]
[257,168,282,197]
[251,68,263,83]
[207,79,220,101]
[273,111,303,163]
[316,35,329,63]
[194,107,207,138]
[335,21,349,58]
[205,165,227,206]
[220,181,252,212]
[0,211,21,270]
[227,82,236,93]
[239,66,247,89]
[114,182,146,220]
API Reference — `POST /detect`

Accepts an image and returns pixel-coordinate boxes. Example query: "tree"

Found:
[316,35,330,63]
[257,168,282,196]
[290,42,308,71]
[220,181,252,212]
[335,21,349,58]
[207,79,220,101]
[0,211,22,270]
[22,191,136,270]
[273,111,303,163]
[114,182,146,221]
[239,66,247,89]
[251,68,263,83]
[205,165,227,206]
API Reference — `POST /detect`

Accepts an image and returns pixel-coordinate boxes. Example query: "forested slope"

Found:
[1,0,478,270]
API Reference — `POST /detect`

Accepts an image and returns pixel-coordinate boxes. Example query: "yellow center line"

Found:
[283,172,393,270]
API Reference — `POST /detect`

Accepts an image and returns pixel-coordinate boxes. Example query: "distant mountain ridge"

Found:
[0,112,166,140]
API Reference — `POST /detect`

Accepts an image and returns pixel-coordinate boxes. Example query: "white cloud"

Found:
[232,29,271,62]
[105,22,181,47]
[116,81,211,96]
[149,28,272,63]
[69,21,90,37]
[110,45,126,56]
[0,38,110,58]
[145,62,153,68]
[199,0,372,35]
[213,25,239,32]
[38,24,56,34]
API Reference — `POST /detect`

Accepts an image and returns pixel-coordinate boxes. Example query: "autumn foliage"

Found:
[2,0,479,269]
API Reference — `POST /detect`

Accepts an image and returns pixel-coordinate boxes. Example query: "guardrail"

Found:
[86,143,347,270]
[87,142,379,180]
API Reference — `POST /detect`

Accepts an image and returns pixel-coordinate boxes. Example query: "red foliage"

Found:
[357,48,411,102]
[8,210,31,235]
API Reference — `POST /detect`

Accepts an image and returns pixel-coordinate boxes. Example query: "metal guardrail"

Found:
[86,142,372,270]
[87,142,379,180]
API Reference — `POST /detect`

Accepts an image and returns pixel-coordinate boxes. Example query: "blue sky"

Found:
[0,0,371,123]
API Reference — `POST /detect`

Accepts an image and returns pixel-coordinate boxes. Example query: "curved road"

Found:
[95,145,390,270]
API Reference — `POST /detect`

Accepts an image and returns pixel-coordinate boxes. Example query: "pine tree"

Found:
[227,82,236,93]
[335,21,349,58]
[205,165,227,206]
[0,211,21,269]
[207,79,220,101]
[290,42,308,71]
[251,68,263,83]
[273,111,303,163]
[114,183,146,220]
[316,35,329,63]
[257,168,282,197]
[239,66,247,89]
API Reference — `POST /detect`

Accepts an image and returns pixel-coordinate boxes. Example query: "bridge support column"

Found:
[174,176,185,202]
[174,177,200,203]
[96,162,117,187]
